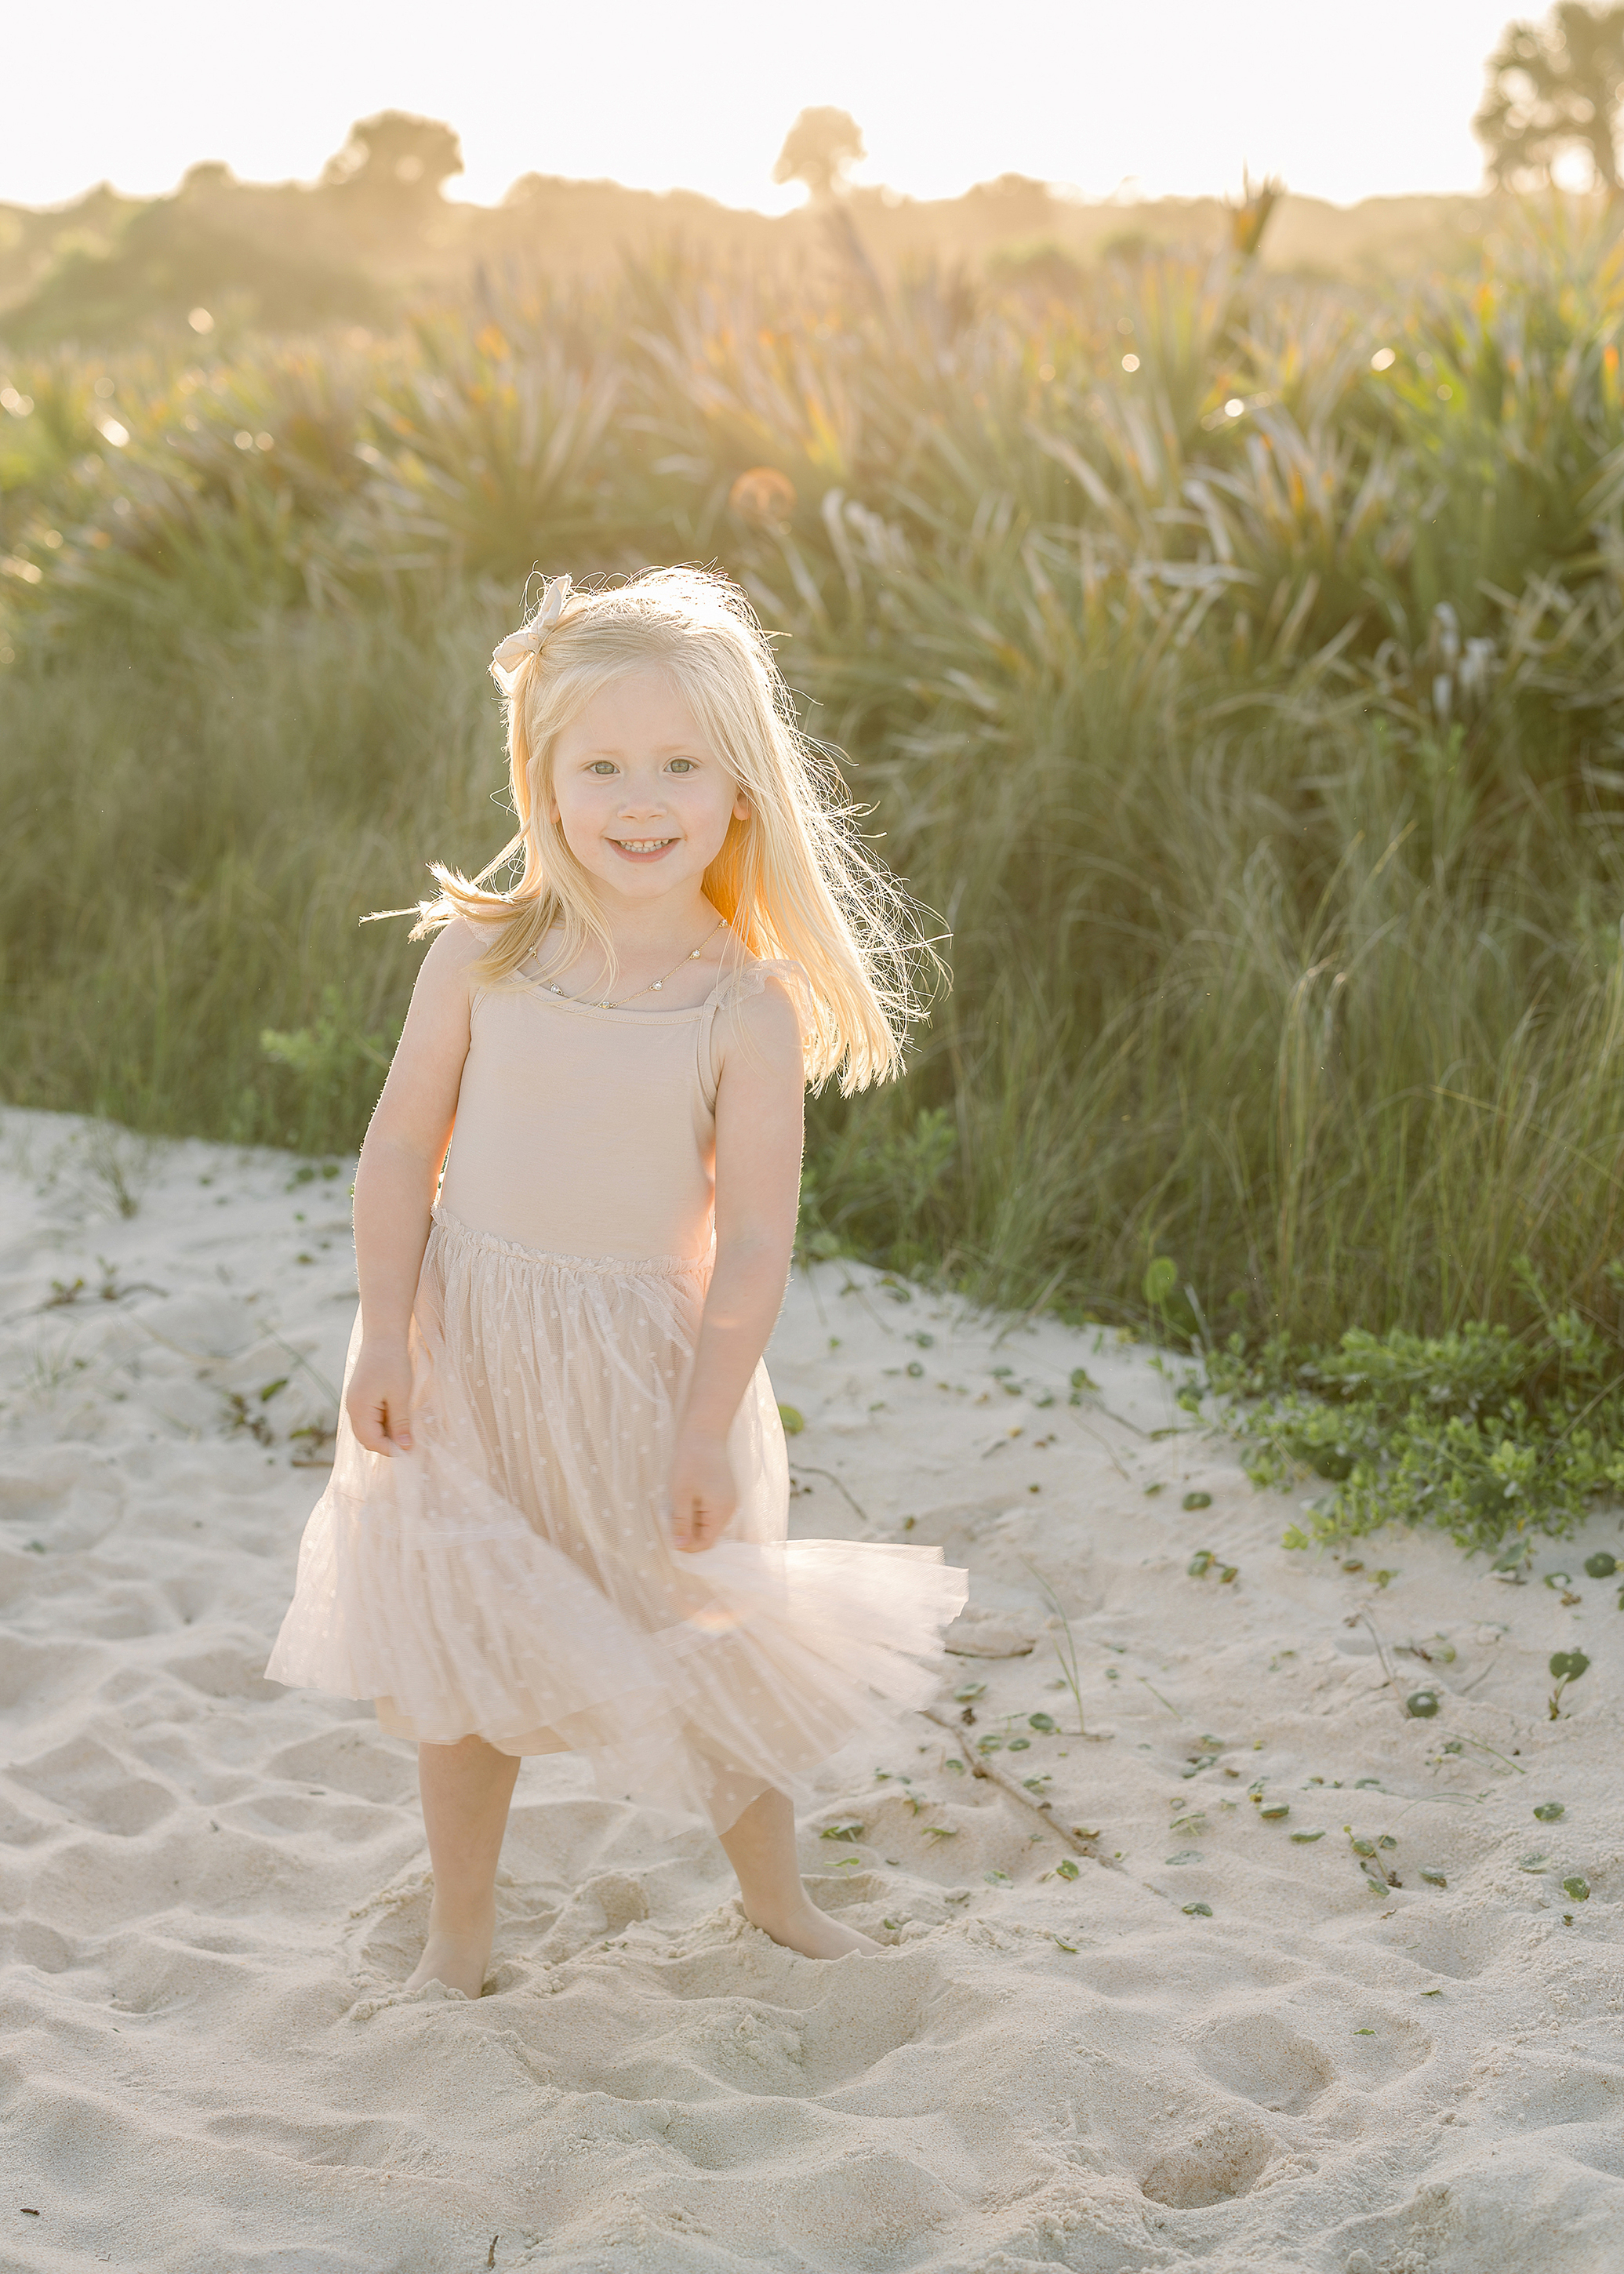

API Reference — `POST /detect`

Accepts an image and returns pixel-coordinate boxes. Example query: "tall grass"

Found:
[5,211,1624,1356]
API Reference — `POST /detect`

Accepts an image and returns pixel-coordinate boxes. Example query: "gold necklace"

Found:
[543,917,726,1010]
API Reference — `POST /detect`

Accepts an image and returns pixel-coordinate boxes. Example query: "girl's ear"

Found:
[732,787,751,821]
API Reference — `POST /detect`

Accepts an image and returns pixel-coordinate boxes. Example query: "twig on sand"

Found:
[1136,1676,1185,1719]
[921,1707,1101,1858]
[789,1465,870,1524]
[487,2239,498,2269]
[1359,1611,1400,1691]
[1066,1413,1134,1483]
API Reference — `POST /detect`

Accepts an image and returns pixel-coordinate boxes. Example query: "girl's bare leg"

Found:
[719,1786,878,1959]
[405,1735,521,1997]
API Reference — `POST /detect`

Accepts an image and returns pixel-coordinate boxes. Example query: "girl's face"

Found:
[548,667,748,906]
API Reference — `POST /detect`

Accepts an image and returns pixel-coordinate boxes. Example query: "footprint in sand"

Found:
[535,1870,653,1961]
[1140,2109,1274,2207]
[265,1728,418,1807]
[1193,2011,1337,2114]
[163,1647,282,1702]
[10,1733,176,1837]
[0,1636,101,1713]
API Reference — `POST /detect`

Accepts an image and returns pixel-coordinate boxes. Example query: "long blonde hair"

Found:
[410,568,933,1092]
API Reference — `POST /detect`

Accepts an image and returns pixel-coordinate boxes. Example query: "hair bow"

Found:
[489,576,574,688]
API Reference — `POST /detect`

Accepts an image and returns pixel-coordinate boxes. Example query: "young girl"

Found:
[266,567,967,1999]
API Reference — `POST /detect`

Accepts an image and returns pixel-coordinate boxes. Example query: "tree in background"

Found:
[1475,2,1624,192]
[323,113,464,210]
[772,107,866,202]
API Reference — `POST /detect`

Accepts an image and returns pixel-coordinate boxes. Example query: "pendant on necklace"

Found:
[652,981,663,990]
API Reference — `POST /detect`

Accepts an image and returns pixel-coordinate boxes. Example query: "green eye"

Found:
[667,758,696,773]
[588,761,616,775]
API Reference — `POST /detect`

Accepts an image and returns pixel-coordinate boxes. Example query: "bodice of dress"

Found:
[435,957,782,1264]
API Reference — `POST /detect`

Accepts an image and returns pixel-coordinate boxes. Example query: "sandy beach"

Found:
[2,1103,1622,2274]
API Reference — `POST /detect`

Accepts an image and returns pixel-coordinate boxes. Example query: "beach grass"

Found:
[5,207,1624,1364]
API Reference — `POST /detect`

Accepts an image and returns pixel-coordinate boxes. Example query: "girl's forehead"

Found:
[556,665,710,754]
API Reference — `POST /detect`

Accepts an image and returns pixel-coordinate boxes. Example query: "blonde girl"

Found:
[267,567,965,1999]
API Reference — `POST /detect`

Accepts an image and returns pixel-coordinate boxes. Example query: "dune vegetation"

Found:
[7,197,1624,1546]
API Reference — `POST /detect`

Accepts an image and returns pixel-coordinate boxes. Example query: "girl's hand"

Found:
[347,1337,415,1456]
[669,1430,736,1552]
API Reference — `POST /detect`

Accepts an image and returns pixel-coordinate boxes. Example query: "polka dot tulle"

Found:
[265,1208,967,1832]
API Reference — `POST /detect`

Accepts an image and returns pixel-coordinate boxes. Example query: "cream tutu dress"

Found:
[265,951,968,1833]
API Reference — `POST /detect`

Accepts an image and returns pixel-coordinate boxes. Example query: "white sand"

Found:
[2,1105,1622,2274]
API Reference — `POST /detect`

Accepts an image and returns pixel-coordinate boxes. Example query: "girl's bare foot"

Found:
[404,1917,492,2000]
[744,1902,879,1960]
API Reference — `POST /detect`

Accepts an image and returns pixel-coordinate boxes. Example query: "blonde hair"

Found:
[409,568,933,1092]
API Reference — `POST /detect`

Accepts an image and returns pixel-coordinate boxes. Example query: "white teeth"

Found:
[616,838,674,852]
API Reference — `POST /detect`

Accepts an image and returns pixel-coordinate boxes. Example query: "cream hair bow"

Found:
[489,576,574,689]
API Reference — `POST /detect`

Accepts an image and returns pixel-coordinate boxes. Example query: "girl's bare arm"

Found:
[346,923,481,1454]
[670,979,805,1549]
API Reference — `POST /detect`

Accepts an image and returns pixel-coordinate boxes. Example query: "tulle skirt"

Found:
[265,1208,968,1832]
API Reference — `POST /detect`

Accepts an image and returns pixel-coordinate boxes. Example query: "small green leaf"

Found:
[777,1404,805,1436]
[1533,1801,1566,1822]
[1182,1491,1213,1511]
[1419,1867,1448,1887]
[1187,1549,1214,1576]
[1053,1935,1079,1952]
[881,1917,903,1931]
[1143,1256,1178,1306]
[1550,1651,1590,1681]
[1542,1571,1571,1591]
[1519,1853,1550,1873]
[1164,1849,1203,1865]
[820,1819,863,1842]
[923,1825,957,1839]
[1181,1901,1213,1917]
[1561,1875,1590,1901]
[1055,1858,1080,1881]
[1405,1690,1441,1719]
[1028,1712,1057,1733]
[1259,1803,1290,1822]
[1290,1830,1326,1844]
[1583,1551,1617,1578]
[1349,1836,1377,1858]
[953,1680,986,1702]
[1005,1737,1031,1751]
[984,1868,1012,1885]
[1353,2027,1375,2035]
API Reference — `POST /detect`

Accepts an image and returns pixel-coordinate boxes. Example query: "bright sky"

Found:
[10,0,1521,213]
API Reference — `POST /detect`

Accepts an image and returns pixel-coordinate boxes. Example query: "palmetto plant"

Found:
[361,314,623,581]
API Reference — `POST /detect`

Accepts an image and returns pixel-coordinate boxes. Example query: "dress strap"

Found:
[699,959,814,1110]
